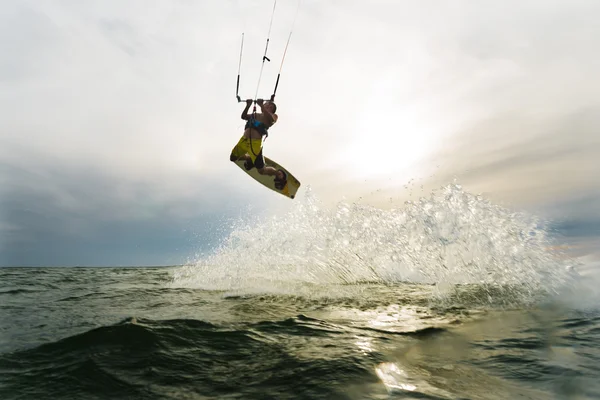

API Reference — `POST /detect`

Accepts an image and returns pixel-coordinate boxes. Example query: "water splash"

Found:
[172,184,571,301]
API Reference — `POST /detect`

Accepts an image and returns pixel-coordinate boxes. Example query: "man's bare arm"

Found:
[241,99,252,120]
[259,103,277,124]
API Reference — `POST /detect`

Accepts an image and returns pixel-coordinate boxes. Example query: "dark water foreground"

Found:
[0,266,598,400]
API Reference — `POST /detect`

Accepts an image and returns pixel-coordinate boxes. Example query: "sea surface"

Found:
[1,185,599,399]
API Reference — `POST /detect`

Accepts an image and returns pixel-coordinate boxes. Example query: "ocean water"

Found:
[1,185,599,399]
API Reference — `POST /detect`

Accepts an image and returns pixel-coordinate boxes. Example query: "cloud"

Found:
[0,154,256,266]
[2,0,600,264]
[427,109,599,196]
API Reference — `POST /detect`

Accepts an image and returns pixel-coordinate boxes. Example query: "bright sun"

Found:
[341,103,441,183]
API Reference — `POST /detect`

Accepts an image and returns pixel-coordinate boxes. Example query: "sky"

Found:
[1,0,599,266]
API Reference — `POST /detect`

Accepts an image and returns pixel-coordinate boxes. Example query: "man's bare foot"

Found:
[274,169,287,189]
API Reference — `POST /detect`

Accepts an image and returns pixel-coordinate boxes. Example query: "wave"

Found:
[172,184,573,305]
[0,288,42,295]
[0,316,382,399]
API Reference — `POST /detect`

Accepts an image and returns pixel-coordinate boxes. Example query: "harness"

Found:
[244,114,273,157]
[245,117,270,138]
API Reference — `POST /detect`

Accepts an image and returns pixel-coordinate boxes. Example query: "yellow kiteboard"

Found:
[233,157,301,199]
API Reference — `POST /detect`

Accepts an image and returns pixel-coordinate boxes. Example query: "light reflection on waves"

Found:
[364,302,453,398]
[376,362,417,392]
[366,306,577,400]
[376,362,464,399]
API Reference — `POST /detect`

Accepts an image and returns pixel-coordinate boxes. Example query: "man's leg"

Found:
[230,136,254,167]
[255,152,287,189]
[254,150,272,175]
[230,136,245,162]
[257,166,276,176]
[257,166,285,180]
[230,153,251,162]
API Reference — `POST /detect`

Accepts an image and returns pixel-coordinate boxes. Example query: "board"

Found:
[233,156,301,199]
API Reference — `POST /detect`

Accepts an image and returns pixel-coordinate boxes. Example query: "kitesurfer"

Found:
[229,99,287,189]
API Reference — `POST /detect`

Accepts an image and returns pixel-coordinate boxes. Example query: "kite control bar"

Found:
[236,98,273,104]
[235,0,299,105]
[235,30,279,104]
[235,34,277,103]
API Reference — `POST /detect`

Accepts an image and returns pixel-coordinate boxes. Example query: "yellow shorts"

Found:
[230,136,265,169]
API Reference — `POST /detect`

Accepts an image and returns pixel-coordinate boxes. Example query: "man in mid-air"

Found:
[229,99,287,189]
